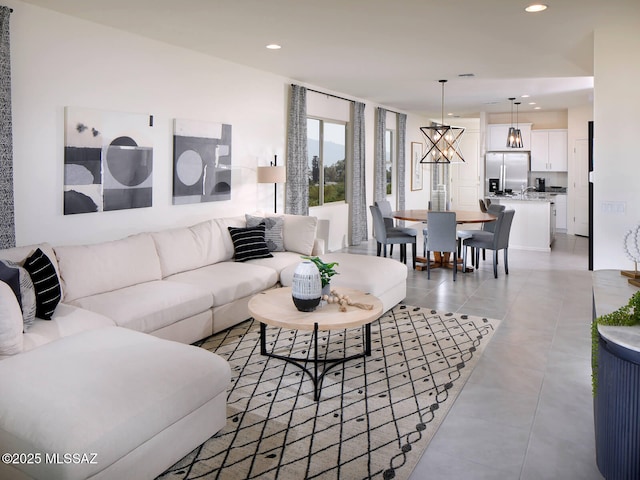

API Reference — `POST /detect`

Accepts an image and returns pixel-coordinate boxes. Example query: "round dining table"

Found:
[391,209,497,272]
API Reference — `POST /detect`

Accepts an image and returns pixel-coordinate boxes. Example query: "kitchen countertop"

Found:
[487,193,553,202]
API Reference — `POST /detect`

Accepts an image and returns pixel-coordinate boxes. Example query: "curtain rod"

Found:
[298,85,404,116]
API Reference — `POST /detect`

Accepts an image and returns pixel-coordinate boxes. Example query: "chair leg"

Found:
[383,244,387,258]
[462,243,467,273]
[504,248,509,275]
[390,245,394,257]
[376,242,381,257]
[493,250,498,278]
[426,250,431,279]
[453,251,457,281]
[412,241,417,270]
[400,244,406,263]
[423,236,427,257]
[475,248,479,269]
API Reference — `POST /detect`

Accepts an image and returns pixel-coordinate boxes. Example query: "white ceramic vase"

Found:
[291,261,322,312]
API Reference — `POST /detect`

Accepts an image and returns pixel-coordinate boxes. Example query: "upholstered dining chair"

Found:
[464,209,515,278]
[425,211,458,281]
[370,205,417,269]
[375,200,418,257]
[457,203,506,268]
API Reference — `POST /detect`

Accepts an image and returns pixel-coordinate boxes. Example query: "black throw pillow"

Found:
[23,248,62,320]
[228,225,273,262]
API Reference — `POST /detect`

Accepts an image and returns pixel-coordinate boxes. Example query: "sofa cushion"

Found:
[245,214,285,252]
[70,280,213,334]
[0,327,230,480]
[212,216,246,261]
[24,248,62,320]
[0,282,23,356]
[151,219,237,278]
[21,304,116,353]
[55,233,162,302]
[228,225,273,262]
[0,243,60,278]
[247,251,307,275]
[166,262,278,307]
[270,213,318,255]
[280,252,407,299]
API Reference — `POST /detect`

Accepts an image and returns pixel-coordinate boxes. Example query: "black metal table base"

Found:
[259,321,372,401]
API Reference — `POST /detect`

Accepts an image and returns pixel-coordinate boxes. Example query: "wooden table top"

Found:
[392,209,497,224]
[248,287,383,331]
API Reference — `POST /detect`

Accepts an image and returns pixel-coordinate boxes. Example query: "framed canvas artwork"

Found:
[64,107,154,214]
[172,119,232,205]
[411,142,423,191]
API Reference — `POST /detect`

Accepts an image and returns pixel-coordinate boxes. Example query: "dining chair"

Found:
[457,203,506,268]
[375,200,418,258]
[464,209,515,278]
[370,205,417,269]
[425,211,458,281]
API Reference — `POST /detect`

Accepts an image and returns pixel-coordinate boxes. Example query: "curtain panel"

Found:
[396,113,407,226]
[0,6,13,249]
[374,107,387,203]
[285,85,308,215]
[349,101,367,245]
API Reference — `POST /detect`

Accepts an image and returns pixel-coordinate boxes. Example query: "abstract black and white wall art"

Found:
[172,119,232,205]
[64,107,153,214]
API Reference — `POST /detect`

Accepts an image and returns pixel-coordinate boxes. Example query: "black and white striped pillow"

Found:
[23,248,62,320]
[228,225,273,262]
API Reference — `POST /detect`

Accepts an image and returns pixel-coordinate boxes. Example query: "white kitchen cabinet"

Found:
[487,123,531,151]
[554,194,567,232]
[530,129,568,171]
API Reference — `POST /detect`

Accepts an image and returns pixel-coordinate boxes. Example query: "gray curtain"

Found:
[0,6,13,249]
[349,101,367,245]
[374,107,387,202]
[397,113,407,212]
[285,85,308,215]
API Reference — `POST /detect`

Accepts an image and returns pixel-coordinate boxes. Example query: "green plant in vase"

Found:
[301,256,339,289]
[592,290,640,396]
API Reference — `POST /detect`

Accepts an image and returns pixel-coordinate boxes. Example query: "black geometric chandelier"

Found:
[420,79,465,164]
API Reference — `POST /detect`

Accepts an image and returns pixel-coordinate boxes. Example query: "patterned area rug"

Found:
[158,304,500,480]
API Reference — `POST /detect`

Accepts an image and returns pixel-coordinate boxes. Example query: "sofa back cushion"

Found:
[151,218,243,277]
[55,234,162,302]
[276,214,318,255]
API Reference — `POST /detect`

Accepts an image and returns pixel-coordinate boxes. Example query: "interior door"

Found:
[450,129,480,211]
[574,138,589,236]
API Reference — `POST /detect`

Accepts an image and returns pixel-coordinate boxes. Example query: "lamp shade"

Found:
[257,165,286,184]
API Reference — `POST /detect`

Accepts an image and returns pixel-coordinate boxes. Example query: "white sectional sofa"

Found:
[0,213,408,480]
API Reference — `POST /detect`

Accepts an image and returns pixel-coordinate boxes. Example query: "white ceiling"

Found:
[20,0,639,117]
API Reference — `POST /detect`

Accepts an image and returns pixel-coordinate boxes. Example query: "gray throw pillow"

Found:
[245,214,285,252]
[0,259,37,330]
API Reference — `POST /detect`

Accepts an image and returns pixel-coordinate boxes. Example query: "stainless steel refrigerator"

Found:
[485,152,530,194]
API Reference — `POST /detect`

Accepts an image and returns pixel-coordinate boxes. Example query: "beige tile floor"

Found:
[341,233,602,479]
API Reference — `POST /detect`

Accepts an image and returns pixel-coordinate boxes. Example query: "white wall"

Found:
[593,17,640,269]
[8,1,428,250]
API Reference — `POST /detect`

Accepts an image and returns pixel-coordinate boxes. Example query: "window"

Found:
[308,118,346,206]
[385,129,394,196]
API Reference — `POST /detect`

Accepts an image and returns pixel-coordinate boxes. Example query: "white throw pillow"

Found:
[0,281,24,355]
[269,214,318,255]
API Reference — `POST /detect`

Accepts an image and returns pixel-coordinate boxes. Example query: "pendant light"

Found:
[513,101,524,148]
[506,97,518,148]
[420,80,465,164]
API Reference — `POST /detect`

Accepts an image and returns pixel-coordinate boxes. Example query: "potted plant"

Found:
[591,290,640,395]
[301,256,339,293]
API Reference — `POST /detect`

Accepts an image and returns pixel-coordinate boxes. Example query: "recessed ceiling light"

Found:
[266,44,281,50]
[529,102,536,105]
[525,4,548,13]
[521,94,530,98]
[534,106,542,110]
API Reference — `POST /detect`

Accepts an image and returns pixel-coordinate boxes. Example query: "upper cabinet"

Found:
[530,129,568,172]
[487,123,532,151]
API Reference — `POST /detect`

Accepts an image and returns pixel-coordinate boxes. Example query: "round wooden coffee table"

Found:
[248,287,383,401]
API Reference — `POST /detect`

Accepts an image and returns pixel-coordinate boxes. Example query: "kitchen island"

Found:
[489,194,555,252]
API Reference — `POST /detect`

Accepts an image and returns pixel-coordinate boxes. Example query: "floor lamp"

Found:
[257,155,286,213]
